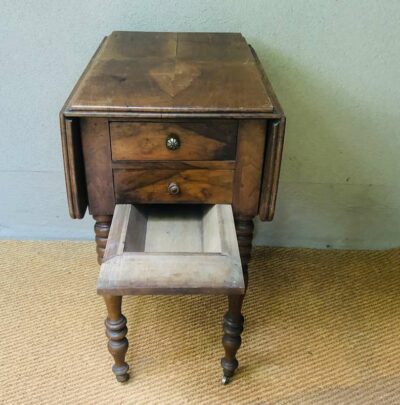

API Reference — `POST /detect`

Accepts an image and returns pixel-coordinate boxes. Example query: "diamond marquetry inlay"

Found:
[149,61,202,97]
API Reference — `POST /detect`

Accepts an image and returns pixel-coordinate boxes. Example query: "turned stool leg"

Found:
[103,295,129,382]
[220,216,253,384]
[221,295,245,384]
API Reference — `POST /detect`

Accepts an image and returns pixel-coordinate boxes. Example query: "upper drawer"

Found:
[109,121,237,161]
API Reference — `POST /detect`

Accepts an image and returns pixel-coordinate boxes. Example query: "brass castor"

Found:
[221,375,231,385]
[115,371,129,383]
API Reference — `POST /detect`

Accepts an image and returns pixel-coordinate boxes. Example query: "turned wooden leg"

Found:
[93,215,113,264]
[221,217,253,384]
[103,295,129,382]
[221,295,244,384]
[234,217,254,286]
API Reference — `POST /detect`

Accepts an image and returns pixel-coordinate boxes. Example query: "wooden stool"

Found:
[97,204,246,384]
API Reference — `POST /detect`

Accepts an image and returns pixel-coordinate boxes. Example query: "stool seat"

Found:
[97,204,244,296]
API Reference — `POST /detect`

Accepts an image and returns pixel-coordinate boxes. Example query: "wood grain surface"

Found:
[97,204,244,295]
[114,169,233,204]
[66,32,273,114]
[250,45,286,221]
[110,120,237,161]
[232,120,267,218]
[60,32,286,232]
[61,117,87,218]
[80,118,115,215]
[258,118,286,221]
[111,160,235,170]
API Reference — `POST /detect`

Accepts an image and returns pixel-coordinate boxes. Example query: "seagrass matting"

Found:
[0,241,399,404]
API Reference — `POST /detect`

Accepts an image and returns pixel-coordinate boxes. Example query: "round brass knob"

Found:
[167,182,180,195]
[166,134,180,150]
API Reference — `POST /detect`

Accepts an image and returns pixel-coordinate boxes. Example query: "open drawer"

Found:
[97,204,244,295]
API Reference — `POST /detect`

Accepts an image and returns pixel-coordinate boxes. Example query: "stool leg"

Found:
[221,295,245,384]
[220,216,252,384]
[103,295,129,382]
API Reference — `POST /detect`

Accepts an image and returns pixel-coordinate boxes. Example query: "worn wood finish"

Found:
[60,118,87,219]
[249,46,284,116]
[228,120,264,381]
[114,169,233,204]
[60,32,286,225]
[112,160,235,170]
[221,294,245,384]
[235,217,254,277]
[60,37,108,219]
[103,295,129,382]
[232,120,267,218]
[81,118,115,216]
[66,110,282,119]
[60,117,76,218]
[259,118,286,221]
[220,216,253,383]
[66,32,273,114]
[110,121,237,161]
[250,45,286,221]
[60,31,286,385]
[97,204,244,295]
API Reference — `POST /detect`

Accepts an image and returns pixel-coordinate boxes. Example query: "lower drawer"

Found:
[114,169,233,204]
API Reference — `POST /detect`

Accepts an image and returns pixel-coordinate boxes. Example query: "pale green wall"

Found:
[0,0,399,248]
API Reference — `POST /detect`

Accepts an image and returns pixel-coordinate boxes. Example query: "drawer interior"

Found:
[126,204,224,253]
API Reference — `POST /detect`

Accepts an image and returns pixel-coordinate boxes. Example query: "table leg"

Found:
[93,215,113,264]
[103,295,129,382]
[221,216,253,384]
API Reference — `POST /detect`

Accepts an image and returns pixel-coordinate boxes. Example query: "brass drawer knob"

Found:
[166,134,180,150]
[167,182,180,195]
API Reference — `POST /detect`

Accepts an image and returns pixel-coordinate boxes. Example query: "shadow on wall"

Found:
[252,43,400,250]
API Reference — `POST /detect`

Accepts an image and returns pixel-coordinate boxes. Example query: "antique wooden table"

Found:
[60,31,285,383]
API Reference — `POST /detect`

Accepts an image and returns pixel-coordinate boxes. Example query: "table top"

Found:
[66,31,273,114]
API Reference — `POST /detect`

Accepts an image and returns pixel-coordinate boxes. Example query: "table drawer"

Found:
[114,169,233,204]
[110,121,237,161]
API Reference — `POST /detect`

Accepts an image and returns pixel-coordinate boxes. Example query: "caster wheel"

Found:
[221,375,230,385]
[116,373,129,383]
